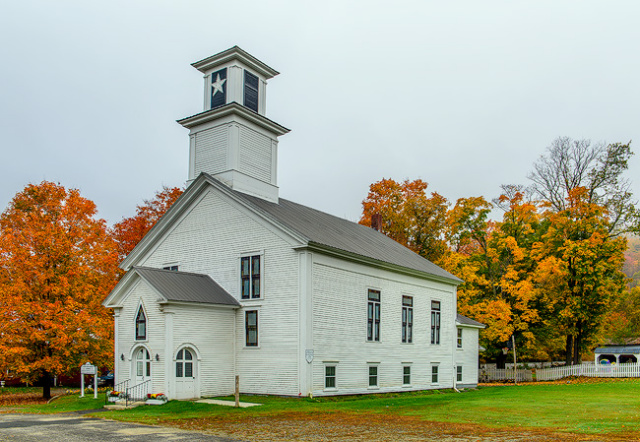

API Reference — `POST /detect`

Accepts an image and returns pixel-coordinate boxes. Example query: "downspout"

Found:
[452,288,460,393]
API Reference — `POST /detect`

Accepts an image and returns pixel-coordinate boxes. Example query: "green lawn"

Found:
[4,380,640,436]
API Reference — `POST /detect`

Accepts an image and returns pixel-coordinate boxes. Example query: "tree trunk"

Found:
[565,335,574,366]
[41,372,51,400]
[574,332,582,365]
[496,351,507,369]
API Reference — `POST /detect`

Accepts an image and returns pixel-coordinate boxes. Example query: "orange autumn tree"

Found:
[112,186,183,260]
[360,178,449,263]
[0,182,119,398]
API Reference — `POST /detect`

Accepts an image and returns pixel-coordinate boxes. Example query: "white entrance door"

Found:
[134,347,151,384]
[175,348,196,399]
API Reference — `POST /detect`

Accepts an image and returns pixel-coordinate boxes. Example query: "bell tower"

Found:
[178,46,289,203]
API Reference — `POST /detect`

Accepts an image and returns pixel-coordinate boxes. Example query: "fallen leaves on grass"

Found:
[482,376,637,387]
[166,411,613,441]
[0,393,49,406]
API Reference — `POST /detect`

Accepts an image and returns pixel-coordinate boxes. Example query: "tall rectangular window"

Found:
[431,301,441,345]
[457,328,463,348]
[432,365,439,384]
[403,366,411,385]
[402,296,413,343]
[368,365,378,387]
[367,289,381,342]
[245,310,258,347]
[457,365,463,382]
[241,255,261,299]
[243,70,259,112]
[325,365,336,389]
[210,68,227,109]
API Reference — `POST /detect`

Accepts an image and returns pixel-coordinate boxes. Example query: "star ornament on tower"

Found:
[211,74,226,97]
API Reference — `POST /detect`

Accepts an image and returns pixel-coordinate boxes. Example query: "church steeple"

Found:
[178,46,289,203]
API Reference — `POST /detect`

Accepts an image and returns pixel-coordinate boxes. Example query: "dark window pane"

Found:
[244,71,259,112]
[176,362,183,378]
[185,362,193,378]
[185,349,193,360]
[252,276,260,298]
[246,311,258,346]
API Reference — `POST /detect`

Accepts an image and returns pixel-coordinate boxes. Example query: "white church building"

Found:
[103,47,484,400]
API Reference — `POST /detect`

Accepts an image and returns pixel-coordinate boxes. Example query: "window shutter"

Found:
[243,70,259,112]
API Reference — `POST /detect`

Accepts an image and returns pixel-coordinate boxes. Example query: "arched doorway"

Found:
[175,347,197,399]
[133,346,151,384]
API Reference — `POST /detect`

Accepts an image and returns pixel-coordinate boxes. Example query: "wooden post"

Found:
[512,335,517,385]
[234,375,239,408]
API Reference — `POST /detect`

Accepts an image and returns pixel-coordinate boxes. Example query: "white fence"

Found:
[535,363,640,381]
[479,363,640,382]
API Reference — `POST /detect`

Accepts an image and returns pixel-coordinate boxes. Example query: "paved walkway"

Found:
[195,399,261,408]
[0,412,239,441]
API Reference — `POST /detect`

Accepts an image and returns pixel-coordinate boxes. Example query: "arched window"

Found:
[135,347,151,378]
[135,306,146,340]
[176,348,194,378]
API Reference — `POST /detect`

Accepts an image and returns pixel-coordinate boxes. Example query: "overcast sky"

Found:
[1,1,639,225]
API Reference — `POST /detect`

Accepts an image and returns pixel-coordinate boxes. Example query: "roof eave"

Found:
[177,102,290,136]
[120,175,211,271]
[191,46,279,78]
[300,241,462,286]
[158,300,240,309]
[456,321,486,329]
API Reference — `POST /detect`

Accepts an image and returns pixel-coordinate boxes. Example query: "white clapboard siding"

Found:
[169,305,236,397]
[455,327,480,387]
[310,254,457,396]
[116,280,166,395]
[139,189,301,396]
[238,125,272,183]
[194,125,227,176]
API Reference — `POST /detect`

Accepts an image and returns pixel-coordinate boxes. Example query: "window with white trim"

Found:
[431,301,441,345]
[241,255,261,299]
[163,265,179,271]
[176,348,194,378]
[431,364,439,384]
[457,328,463,348]
[368,365,378,387]
[367,289,381,342]
[457,365,463,382]
[403,365,411,385]
[325,365,336,389]
[402,296,413,343]
[245,310,258,347]
[135,306,146,340]
[135,347,151,377]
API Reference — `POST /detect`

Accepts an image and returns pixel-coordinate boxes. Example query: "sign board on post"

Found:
[80,363,98,399]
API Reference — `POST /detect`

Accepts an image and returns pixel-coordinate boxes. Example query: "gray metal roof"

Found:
[134,267,240,307]
[218,179,461,283]
[456,314,485,328]
[595,346,640,354]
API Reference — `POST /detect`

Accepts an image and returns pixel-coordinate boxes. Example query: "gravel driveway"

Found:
[0,412,238,441]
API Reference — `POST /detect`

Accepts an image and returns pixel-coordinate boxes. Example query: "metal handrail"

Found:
[125,379,150,407]
[105,379,129,405]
